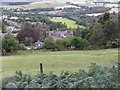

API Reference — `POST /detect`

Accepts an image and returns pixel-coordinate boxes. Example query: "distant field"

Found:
[105,4,118,8]
[51,18,84,28]
[21,2,67,9]
[77,3,103,7]
[86,13,103,16]
[0,1,107,9]
[1,49,118,78]
[0,2,68,9]
[108,8,118,13]
[0,5,22,9]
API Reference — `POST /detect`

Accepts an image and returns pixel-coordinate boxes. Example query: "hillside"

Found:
[1,0,119,9]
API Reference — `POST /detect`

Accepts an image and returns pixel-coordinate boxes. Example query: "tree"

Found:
[2,33,23,53]
[90,23,105,46]
[98,12,111,25]
[103,18,118,42]
[0,21,7,33]
[80,27,93,42]
[73,27,82,37]
[36,23,47,42]
[71,37,89,49]
[49,22,68,31]
[64,35,73,47]
[17,23,40,46]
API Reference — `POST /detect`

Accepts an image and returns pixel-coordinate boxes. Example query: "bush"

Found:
[106,39,120,48]
[55,39,67,51]
[71,37,89,49]
[12,31,19,33]
[106,41,112,48]
[1,62,119,88]
[42,37,57,51]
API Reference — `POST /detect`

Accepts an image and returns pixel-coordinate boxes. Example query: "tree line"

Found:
[1,13,119,55]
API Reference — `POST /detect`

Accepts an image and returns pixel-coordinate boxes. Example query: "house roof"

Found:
[49,30,73,40]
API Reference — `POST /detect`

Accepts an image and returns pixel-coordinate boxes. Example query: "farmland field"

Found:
[1,48,118,78]
[51,18,84,28]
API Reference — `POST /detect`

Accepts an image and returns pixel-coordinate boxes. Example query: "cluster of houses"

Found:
[1,30,73,50]
[49,30,73,40]
[25,30,73,50]
[0,15,73,50]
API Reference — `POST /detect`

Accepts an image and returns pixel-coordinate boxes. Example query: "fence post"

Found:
[40,63,43,73]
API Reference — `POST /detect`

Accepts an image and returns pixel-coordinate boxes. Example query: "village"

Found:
[0,0,119,51]
[0,15,74,50]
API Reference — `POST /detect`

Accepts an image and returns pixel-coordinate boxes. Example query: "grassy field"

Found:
[1,49,118,78]
[51,18,84,28]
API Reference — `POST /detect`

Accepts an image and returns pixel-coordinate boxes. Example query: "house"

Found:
[0,33,7,38]
[6,26,15,32]
[6,26,21,32]
[5,20,18,26]
[0,15,8,20]
[34,41,43,49]
[49,30,73,40]
[12,33,18,37]
[10,17,19,20]
[24,46,31,50]
[0,33,18,38]
[51,17,63,19]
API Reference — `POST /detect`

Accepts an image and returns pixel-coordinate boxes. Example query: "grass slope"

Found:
[51,18,84,28]
[1,49,118,78]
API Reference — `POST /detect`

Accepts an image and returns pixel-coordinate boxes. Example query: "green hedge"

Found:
[1,62,119,88]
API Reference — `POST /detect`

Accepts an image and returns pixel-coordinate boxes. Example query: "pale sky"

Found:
[1,0,119,2]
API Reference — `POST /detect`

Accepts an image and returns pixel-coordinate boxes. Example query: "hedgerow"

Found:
[1,62,119,89]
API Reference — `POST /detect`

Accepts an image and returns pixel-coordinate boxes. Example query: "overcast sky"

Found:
[1,0,119,2]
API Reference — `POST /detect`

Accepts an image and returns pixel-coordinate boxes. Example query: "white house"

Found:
[6,26,15,32]
[10,17,19,20]
[34,41,43,49]
[49,30,73,40]
[6,26,21,32]
[51,17,63,19]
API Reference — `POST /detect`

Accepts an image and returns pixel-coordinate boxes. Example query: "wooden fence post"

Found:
[40,63,43,73]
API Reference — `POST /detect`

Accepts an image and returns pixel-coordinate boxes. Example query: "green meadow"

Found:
[51,18,84,28]
[1,49,118,78]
